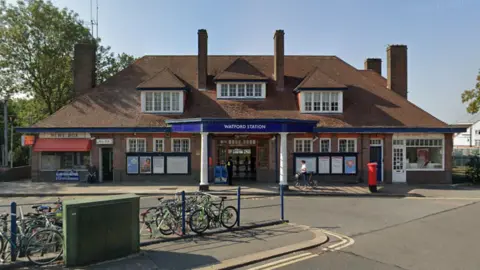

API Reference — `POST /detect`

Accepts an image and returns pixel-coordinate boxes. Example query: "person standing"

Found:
[300,160,308,187]
[226,156,233,185]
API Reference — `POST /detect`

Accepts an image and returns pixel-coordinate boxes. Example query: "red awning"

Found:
[33,138,92,152]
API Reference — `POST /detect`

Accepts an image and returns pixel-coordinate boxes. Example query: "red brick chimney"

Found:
[387,45,408,99]
[364,58,382,75]
[198,29,208,91]
[274,30,285,91]
[73,43,96,96]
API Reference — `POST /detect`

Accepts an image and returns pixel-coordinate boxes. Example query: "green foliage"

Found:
[0,0,135,114]
[461,70,480,114]
[466,156,480,184]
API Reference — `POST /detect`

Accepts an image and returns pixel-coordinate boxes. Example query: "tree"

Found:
[0,0,135,114]
[461,70,480,114]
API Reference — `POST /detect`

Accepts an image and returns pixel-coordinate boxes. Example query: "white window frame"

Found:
[393,134,445,171]
[126,138,147,152]
[153,138,165,152]
[338,138,357,152]
[300,91,343,113]
[216,82,266,99]
[319,138,331,152]
[294,138,313,153]
[172,138,191,152]
[141,91,184,113]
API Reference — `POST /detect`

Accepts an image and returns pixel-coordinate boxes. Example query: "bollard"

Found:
[237,186,241,226]
[181,191,186,236]
[10,202,16,261]
[280,187,284,221]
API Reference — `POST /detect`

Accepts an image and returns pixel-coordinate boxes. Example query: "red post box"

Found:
[367,162,378,193]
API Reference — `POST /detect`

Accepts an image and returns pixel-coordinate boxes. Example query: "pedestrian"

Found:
[226,156,233,185]
[300,160,308,187]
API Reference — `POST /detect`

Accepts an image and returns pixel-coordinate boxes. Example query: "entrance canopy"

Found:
[166,118,318,133]
[33,138,92,152]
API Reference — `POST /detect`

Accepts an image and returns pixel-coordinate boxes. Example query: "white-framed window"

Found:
[217,83,266,99]
[405,138,444,170]
[319,138,331,152]
[127,138,146,152]
[300,91,343,113]
[338,138,357,152]
[141,91,184,113]
[172,138,190,152]
[294,138,313,153]
[153,138,165,152]
[475,140,480,147]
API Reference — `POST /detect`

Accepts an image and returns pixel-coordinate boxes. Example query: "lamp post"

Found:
[9,115,15,168]
[2,98,7,167]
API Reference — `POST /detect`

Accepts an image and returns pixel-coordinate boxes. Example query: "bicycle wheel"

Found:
[26,229,63,266]
[189,209,210,234]
[155,210,173,236]
[220,206,238,229]
[140,207,158,238]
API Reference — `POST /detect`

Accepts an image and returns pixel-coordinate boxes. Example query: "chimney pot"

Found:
[387,45,408,99]
[198,29,208,90]
[274,29,285,91]
[73,43,96,97]
[364,58,382,75]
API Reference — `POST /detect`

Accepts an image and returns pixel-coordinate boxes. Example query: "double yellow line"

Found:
[247,252,319,270]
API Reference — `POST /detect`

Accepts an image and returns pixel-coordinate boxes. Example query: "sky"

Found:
[8,0,480,124]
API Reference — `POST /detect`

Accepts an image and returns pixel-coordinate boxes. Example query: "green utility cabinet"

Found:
[63,194,140,267]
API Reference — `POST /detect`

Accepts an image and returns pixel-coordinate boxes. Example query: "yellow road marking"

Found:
[261,254,318,270]
[246,253,313,270]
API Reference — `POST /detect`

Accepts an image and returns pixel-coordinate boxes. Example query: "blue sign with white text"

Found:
[56,170,79,181]
[205,123,283,133]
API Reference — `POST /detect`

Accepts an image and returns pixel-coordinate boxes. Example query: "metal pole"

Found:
[10,202,17,261]
[181,191,186,236]
[237,186,241,226]
[3,98,7,167]
[280,186,284,221]
[10,118,13,168]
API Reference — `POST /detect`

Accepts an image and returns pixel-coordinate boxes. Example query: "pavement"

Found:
[1,180,480,198]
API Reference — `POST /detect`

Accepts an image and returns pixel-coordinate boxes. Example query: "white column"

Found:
[279,132,288,188]
[199,132,209,190]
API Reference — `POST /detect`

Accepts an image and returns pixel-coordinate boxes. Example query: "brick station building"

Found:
[17,29,464,190]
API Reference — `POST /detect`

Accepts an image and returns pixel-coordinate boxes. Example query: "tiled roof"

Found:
[33,55,447,129]
[295,67,346,90]
[136,67,187,89]
[214,58,268,81]
[359,70,387,88]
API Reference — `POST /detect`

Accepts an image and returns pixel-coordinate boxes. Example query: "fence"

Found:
[452,153,474,183]
[0,188,286,265]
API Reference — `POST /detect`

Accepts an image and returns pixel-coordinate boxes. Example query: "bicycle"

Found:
[0,213,63,266]
[294,171,318,189]
[189,196,238,234]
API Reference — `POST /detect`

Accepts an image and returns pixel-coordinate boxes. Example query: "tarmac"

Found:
[0,180,479,198]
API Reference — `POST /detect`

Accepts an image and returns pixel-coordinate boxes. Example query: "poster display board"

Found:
[126,156,139,174]
[214,166,228,184]
[152,156,165,174]
[295,157,317,173]
[331,156,343,174]
[167,156,189,174]
[139,156,152,174]
[344,156,356,174]
[318,156,330,174]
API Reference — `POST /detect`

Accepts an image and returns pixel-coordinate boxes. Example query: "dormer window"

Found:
[142,91,184,113]
[217,83,266,99]
[302,91,342,113]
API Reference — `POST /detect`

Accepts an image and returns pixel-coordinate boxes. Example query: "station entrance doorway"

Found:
[214,135,270,181]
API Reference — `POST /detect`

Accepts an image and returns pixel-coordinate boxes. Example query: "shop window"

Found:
[40,152,90,171]
[319,139,331,152]
[153,138,164,152]
[172,138,190,152]
[294,138,313,153]
[338,138,356,152]
[405,138,444,170]
[127,138,146,152]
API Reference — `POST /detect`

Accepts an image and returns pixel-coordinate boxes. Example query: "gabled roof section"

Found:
[295,67,347,92]
[136,67,188,90]
[214,58,269,82]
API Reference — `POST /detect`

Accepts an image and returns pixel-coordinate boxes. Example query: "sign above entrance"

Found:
[96,138,114,145]
[40,132,91,139]
[167,118,318,133]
